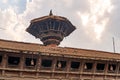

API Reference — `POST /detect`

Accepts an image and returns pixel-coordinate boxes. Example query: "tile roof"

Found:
[0,39,120,61]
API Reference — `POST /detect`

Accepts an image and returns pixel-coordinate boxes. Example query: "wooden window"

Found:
[84,63,93,70]
[25,58,36,66]
[0,55,2,63]
[8,56,20,65]
[56,60,66,69]
[41,59,52,68]
[54,21,59,30]
[108,64,116,72]
[71,61,80,70]
[96,63,105,71]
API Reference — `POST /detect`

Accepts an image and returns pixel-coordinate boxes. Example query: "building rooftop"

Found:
[0,39,120,61]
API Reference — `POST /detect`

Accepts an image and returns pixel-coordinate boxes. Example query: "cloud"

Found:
[77,0,114,40]
[106,0,120,37]
[2,0,8,4]
[0,0,44,43]
[0,6,29,41]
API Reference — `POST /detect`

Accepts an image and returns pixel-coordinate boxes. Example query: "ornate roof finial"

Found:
[49,10,53,16]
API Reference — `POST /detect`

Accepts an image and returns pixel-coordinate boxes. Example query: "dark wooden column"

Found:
[104,62,108,79]
[2,53,7,76]
[92,61,97,79]
[66,59,70,78]
[36,53,41,78]
[115,62,119,80]
[52,58,56,77]
[79,60,84,79]
[19,53,24,77]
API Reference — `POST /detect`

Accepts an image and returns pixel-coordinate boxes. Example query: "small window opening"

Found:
[8,56,20,65]
[56,61,66,69]
[25,58,36,66]
[0,55,2,63]
[108,64,116,71]
[50,21,54,29]
[71,61,80,69]
[84,63,93,70]
[41,59,52,67]
[41,22,46,31]
[96,63,105,71]
[62,24,66,33]
[55,21,59,30]
[119,66,120,72]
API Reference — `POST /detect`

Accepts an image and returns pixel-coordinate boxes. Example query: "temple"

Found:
[0,11,120,80]
[26,10,75,46]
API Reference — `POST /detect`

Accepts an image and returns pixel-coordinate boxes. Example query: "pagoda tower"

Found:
[26,10,76,46]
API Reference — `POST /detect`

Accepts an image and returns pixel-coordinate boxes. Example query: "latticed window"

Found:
[108,64,116,72]
[8,56,20,65]
[84,63,93,70]
[56,60,66,69]
[0,55,2,63]
[25,58,36,66]
[41,59,52,68]
[96,63,105,71]
[71,61,80,70]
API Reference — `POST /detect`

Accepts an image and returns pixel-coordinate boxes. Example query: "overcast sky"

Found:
[0,0,120,53]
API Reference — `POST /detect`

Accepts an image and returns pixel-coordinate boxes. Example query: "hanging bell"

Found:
[110,65,113,71]
[84,64,87,70]
[58,61,62,68]
[31,59,34,66]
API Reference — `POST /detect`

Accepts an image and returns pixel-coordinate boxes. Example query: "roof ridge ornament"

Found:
[49,10,53,16]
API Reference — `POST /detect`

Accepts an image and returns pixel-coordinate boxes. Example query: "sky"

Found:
[0,0,120,53]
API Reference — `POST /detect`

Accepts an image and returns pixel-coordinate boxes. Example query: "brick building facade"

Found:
[0,39,120,80]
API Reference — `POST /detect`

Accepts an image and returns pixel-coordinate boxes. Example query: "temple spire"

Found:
[49,10,53,16]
